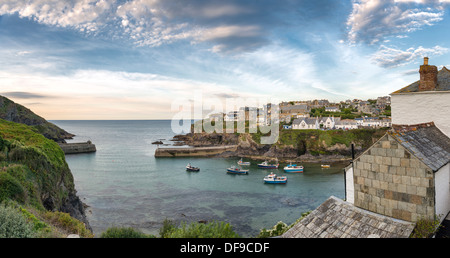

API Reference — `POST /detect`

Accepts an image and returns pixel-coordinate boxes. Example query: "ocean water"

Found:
[52,120,345,237]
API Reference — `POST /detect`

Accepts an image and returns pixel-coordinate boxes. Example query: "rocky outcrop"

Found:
[169,128,387,163]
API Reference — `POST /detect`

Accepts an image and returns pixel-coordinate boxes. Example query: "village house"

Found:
[362,117,381,127]
[282,57,450,238]
[325,106,340,112]
[292,117,319,130]
[319,116,339,129]
[335,119,358,130]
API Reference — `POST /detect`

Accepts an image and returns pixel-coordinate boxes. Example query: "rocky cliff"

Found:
[0,119,91,233]
[0,96,74,143]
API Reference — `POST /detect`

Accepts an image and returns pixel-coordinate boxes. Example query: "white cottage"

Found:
[292,118,319,130]
[391,57,450,137]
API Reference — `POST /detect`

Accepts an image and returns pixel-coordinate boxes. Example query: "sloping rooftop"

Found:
[392,67,450,94]
[390,122,450,172]
[282,196,416,238]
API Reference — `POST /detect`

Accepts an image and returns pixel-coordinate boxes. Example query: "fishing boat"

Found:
[227,166,249,175]
[321,164,330,168]
[263,173,287,184]
[257,160,279,169]
[237,158,251,166]
[283,163,303,173]
[186,163,200,172]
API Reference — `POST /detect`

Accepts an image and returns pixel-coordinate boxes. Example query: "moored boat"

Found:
[237,158,251,166]
[321,164,330,168]
[257,160,279,169]
[227,166,249,174]
[186,163,200,172]
[263,173,287,184]
[283,163,303,173]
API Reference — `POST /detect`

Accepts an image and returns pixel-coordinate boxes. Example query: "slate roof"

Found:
[392,67,450,94]
[390,122,450,172]
[282,196,416,238]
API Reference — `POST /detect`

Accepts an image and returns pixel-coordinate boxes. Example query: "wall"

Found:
[391,92,450,137]
[435,163,450,223]
[352,134,435,222]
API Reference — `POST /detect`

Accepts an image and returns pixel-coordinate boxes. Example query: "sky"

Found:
[1,0,450,120]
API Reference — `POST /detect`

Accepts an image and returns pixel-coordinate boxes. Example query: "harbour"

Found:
[52,120,346,237]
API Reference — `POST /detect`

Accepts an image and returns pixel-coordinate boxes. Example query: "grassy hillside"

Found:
[0,96,74,142]
[0,119,92,237]
[253,127,388,156]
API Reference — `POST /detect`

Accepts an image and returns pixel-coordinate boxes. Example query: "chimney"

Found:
[419,57,438,91]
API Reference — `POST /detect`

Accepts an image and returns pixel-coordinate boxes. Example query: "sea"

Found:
[52,120,346,237]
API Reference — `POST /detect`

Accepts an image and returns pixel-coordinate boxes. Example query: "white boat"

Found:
[186,163,200,172]
[321,164,330,168]
[284,163,303,173]
[258,160,279,169]
[263,173,287,184]
[237,158,250,166]
[227,166,249,174]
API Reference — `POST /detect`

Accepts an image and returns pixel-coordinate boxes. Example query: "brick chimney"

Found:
[419,57,438,91]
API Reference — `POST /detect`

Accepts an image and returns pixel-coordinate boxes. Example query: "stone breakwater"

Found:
[58,141,96,154]
[155,145,238,157]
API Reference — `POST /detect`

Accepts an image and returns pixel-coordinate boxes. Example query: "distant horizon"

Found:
[1,1,449,119]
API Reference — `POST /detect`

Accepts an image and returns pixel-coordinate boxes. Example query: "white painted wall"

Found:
[345,166,354,204]
[391,92,450,137]
[435,163,450,223]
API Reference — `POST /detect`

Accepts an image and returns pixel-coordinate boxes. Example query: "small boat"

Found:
[237,158,250,166]
[227,166,249,174]
[257,160,279,169]
[186,163,200,172]
[284,163,303,173]
[321,164,330,168]
[264,173,287,184]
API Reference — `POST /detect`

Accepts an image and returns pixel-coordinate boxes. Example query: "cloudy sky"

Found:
[1,0,450,119]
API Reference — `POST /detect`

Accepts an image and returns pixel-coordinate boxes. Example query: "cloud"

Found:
[0,91,52,99]
[0,0,342,54]
[347,0,446,44]
[370,45,449,68]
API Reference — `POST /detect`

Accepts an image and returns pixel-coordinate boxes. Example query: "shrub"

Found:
[43,211,93,238]
[410,216,442,238]
[163,221,240,238]
[0,172,26,203]
[0,204,35,238]
[100,227,152,238]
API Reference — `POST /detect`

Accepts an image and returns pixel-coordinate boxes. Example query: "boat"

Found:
[321,164,330,168]
[283,163,303,173]
[186,163,200,172]
[257,160,279,169]
[237,158,251,166]
[263,173,287,184]
[227,166,249,174]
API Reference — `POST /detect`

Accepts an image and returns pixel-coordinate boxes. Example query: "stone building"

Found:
[345,122,450,223]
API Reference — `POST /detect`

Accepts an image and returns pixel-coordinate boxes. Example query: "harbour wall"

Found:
[155,145,238,157]
[58,141,97,154]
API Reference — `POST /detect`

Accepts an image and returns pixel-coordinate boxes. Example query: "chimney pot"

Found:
[423,57,429,65]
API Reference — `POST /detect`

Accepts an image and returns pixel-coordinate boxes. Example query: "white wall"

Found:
[391,92,450,137]
[345,166,354,204]
[435,163,450,223]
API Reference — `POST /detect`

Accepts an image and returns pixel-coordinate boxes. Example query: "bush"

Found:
[410,216,442,238]
[163,221,240,238]
[0,172,26,203]
[100,227,153,238]
[0,204,35,238]
[43,211,93,238]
